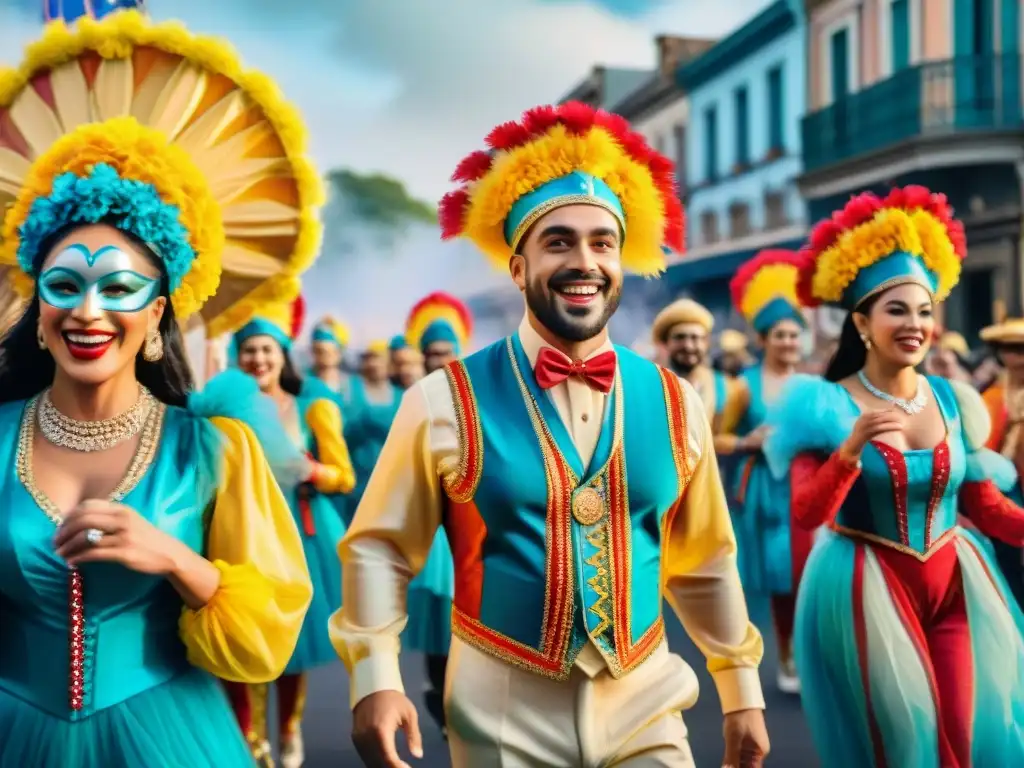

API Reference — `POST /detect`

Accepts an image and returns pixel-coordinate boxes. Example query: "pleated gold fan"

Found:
[0,11,323,338]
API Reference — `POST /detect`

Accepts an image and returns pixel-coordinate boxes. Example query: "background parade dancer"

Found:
[399,291,475,738]
[309,316,362,418]
[765,185,1024,766]
[230,295,356,768]
[722,250,808,694]
[331,101,769,768]
[651,298,744,434]
[0,10,321,766]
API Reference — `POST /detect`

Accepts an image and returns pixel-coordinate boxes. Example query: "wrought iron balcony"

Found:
[802,55,1023,172]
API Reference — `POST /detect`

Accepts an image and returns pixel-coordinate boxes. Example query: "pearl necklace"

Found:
[857,370,927,415]
[37,387,156,452]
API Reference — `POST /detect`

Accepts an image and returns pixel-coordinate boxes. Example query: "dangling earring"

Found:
[37,319,47,350]
[860,333,872,350]
[142,329,164,362]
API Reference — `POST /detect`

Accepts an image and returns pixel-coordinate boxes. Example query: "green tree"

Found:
[326,169,436,228]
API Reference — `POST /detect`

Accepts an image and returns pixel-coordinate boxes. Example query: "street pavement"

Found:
[297,595,820,767]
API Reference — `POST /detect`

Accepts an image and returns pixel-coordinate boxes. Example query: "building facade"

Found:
[604,36,715,350]
[800,0,1024,341]
[674,0,809,331]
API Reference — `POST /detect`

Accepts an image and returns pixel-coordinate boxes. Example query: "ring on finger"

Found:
[85,528,105,547]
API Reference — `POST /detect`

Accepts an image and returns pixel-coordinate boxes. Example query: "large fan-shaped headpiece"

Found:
[797,185,966,310]
[730,250,805,335]
[438,101,685,275]
[405,291,473,354]
[0,12,323,336]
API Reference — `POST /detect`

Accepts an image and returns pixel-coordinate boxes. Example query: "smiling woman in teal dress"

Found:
[0,13,321,768]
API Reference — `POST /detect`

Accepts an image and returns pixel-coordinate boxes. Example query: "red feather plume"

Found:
[407,291,474,337]
[451,150,493,183]
[729,249,803,313]
[440,101,686,253]
[290,295,306,340]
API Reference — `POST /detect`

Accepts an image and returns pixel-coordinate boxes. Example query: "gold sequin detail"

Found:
[585,520,613,636]
[832,523,957,561]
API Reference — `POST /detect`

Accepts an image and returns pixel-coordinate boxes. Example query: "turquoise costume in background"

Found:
[732,364,791,595]
[765,375,1024,767]
[283,385,347,673]
[346,381,402,517]
[0,372,305,768]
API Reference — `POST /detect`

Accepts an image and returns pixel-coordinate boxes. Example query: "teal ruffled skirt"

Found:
[403,530,454,656]
[0,668,251,768]
[285,490,345,673]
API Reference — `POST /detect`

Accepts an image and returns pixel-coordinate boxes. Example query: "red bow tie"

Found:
[535,348,616,394]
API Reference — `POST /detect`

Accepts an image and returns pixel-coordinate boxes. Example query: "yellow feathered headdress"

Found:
[438,102,685,275]
[798,186,966,309]
[312,315,351,348]
[730,250,805,334]
[0,11,322,335]
[405,292,472,354]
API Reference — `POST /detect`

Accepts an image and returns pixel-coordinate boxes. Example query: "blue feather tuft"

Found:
[764,374,856,479]
[188,369,310,487]
[966,448,1018,492]
[18,165,195,291]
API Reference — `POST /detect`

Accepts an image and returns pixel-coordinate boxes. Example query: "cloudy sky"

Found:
[0,0,772,202]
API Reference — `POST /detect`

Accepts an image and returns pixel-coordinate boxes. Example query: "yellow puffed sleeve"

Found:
[178,416,313,683]
[306,398,356,495]
[713,378,750,454]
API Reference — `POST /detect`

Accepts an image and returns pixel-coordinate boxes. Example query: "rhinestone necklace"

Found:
[37,386,156,452]
[857,370,927,415]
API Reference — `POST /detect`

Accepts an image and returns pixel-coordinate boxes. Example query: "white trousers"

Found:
[444,637,698,768]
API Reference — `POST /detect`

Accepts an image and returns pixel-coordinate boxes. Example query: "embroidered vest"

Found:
[440,334,691,680]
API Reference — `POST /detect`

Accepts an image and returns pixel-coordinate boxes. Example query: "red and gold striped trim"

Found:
[442,360,484,503]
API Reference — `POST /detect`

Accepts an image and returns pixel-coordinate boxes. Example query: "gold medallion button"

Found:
[572,486,604,526]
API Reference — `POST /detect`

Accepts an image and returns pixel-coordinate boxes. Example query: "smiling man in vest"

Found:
[330,102,769,768]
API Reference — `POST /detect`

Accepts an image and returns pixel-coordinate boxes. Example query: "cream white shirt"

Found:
[329,317,765,714]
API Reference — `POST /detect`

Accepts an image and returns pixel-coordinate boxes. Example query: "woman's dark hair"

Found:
[0,221,195,407]
[279,350,303,397]
[824,294,881,382]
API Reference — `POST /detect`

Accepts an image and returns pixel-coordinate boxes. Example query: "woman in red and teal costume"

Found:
[723,250,808,695]
[229,295,356,768]
[765,186,1024,766]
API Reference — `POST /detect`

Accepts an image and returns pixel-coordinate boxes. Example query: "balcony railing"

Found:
[802,55,1023,172]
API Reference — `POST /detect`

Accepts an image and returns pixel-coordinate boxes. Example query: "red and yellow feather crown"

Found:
[730,249,804,332]
[438,102,685,275]
[797,185,966,308]
[405,291,473,351]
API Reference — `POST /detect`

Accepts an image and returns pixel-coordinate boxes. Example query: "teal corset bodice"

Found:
[836,378,965,554]
[444,335,685,679]
[0,401,218,721]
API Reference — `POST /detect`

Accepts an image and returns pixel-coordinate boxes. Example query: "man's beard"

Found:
[525,268,620,343]
[669,352,703,377]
